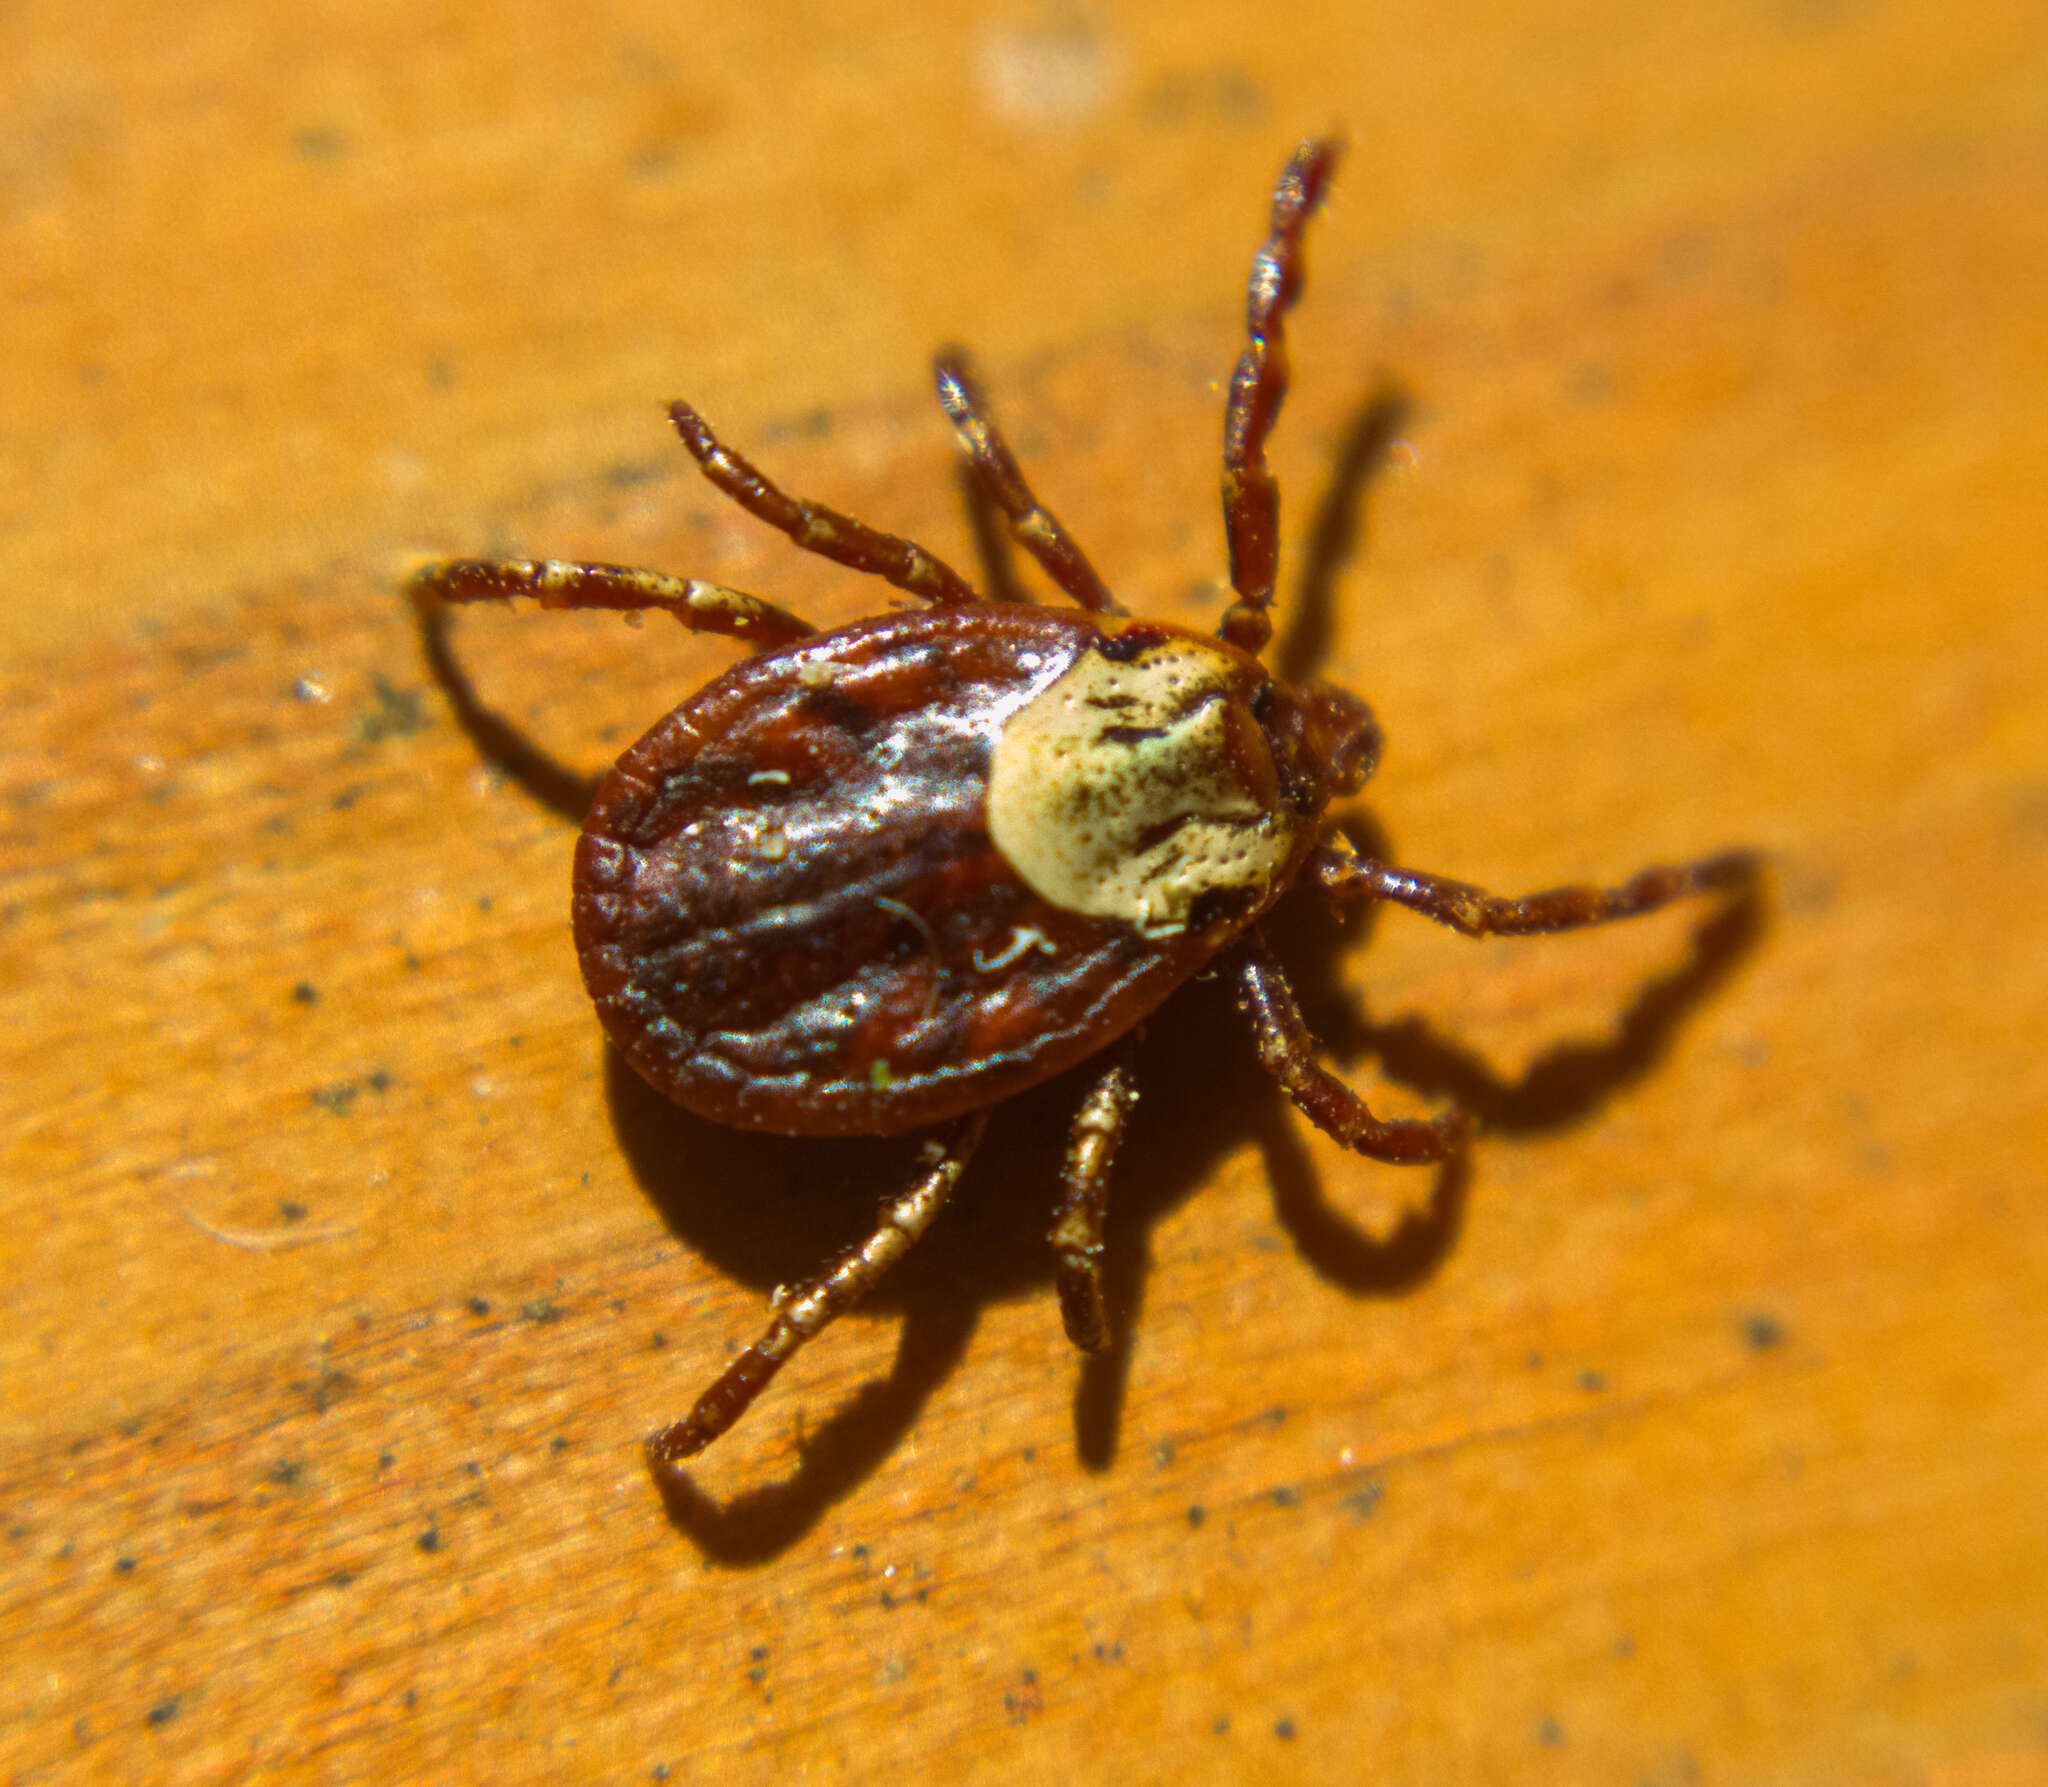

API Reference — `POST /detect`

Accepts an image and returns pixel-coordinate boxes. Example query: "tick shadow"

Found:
[1113,853,1763,1348]
[414,600,601,823]
[620,849,1760,1563]
[1279,822,1772,1146]
[1276,381,1413,690]
[612,1043,1205,1562]
[411,382,1767,1564]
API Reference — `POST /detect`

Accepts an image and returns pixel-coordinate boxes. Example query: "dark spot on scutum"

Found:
[146,1696,182,1727]
[523,1300,561,1324]
[1536,1717,1564,1746]
[1187,1505,1205,1528]
[1273,1717,1297,1741]
[1098,724,1169,745]
[1095,626,1167,663]
[466,1297,489,1317]
[1579,1369,1607,1393]
[1268,1486,1300,1508]
[416,1528,442,1554]
[291,981,319,1005]
[114,1556,136,1574]
[277,1200,307,1223]
[1182,885,1245,932]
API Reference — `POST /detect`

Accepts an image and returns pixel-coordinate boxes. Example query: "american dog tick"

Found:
[409,141,1751,1469]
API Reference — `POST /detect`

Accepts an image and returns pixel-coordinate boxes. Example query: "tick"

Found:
[409,141,1752,1470]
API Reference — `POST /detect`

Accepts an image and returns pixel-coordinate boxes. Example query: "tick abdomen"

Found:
[573,606,1301,1136]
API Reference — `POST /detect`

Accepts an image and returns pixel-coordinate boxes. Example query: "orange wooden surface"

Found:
[4,2,2047,1781]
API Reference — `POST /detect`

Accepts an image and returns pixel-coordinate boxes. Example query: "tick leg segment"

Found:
[405,557,817,652]
[1220,138,1343,660]
[1306,837,1759,937]
[1048,1039,1142,1353]
[1235,930,1467,1164]
[646,1112,987,1466]
[932,348,1124,615]
[667,401,981,607]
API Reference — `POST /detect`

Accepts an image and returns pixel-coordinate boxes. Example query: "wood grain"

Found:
[4,1,2046,1781]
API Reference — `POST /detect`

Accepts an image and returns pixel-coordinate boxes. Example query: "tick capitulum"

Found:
[409,140,1754,1472]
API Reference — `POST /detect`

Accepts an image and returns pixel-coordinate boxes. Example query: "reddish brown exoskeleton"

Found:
[409,141,1753,1473]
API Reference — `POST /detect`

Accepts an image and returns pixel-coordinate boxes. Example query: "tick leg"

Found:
[667,401,981,607]
[1219,138,1343,659]
[1305,836,1759,937]
[646,1112,988,1466]
[1235,930,1467,1164]
[405,556,817,652]
[1048,1039,1143,1353]
[932,348,1124,615]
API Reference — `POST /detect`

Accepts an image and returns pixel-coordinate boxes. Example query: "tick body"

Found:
[410,140,1753,1471]
[577,606,1341,1138]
